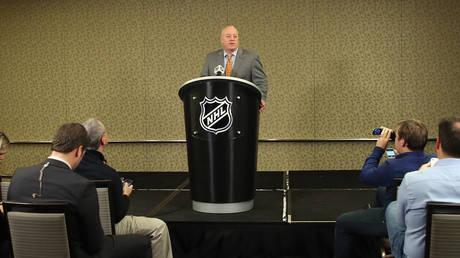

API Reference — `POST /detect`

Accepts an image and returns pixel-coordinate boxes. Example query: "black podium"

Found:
[179,76,262,213]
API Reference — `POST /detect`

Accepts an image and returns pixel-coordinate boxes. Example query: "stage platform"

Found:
[120,171,381,258]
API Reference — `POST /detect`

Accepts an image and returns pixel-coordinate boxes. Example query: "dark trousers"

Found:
[0,240,10,258]
[334,187,389,258]
[0,214,10,258]
[72,234,152,258]
[110,234,153,258]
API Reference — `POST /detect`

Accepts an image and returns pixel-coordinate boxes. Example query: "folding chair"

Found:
[3,201,72,258]
[0,175,12,201]
[425,202,460,258]
[91,179,115,235]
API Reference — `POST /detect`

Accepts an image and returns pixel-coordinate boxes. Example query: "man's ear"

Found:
[401,138,407,148]
[101,134,108,146]
[76,145,85,158]
[435,137,441,151]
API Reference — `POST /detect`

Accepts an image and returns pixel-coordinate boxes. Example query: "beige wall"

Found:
[0,0,458,173]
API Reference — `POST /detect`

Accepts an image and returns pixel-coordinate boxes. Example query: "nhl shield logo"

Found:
[199,97,233,135]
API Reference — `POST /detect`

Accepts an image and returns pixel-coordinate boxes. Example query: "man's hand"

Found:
[419,161,431,171]
[419,158,439,171]
[259,100,266,113]
[123,182,133,197]
[376,127,393,150]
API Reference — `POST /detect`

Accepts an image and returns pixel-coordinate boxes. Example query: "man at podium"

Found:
[201,25,268,112]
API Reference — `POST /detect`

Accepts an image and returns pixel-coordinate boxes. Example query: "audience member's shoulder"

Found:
[67,173,97,196]
[91,160,117,175]
[426,153,437,159]
[67,170,93,186]
[404,168,431,183]
[12,164,44,178]
[99,159,116,172]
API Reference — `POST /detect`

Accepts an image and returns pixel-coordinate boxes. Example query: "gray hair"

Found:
[82,118,106,150]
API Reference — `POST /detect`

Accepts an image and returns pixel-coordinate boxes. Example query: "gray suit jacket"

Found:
[200,48,268,100]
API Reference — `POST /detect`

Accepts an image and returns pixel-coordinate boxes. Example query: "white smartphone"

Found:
[386,148,396,159]
[430,158,439,167]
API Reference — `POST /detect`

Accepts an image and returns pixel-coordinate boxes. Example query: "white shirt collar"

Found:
[224,48,239,57]
[47,156,72,169]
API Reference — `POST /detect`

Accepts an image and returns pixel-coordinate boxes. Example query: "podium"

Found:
[179,76,262,213]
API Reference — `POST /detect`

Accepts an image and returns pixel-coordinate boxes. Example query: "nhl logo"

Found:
[199,97,233,135]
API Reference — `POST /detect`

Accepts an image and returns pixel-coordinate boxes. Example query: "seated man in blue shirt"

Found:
[334,120,434,258]
[385,116,460,258]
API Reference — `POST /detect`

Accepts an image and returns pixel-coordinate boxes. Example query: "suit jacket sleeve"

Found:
[360,147,394,186]
[77,183,105,255]
[109,171,130,223]
[200,54,212,77]
[251,54,268,101]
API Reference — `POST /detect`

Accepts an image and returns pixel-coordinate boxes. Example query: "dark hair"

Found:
[51,123,89,153]
[396,120,428,151]
[0,132,10,150]
[438,116,460,158]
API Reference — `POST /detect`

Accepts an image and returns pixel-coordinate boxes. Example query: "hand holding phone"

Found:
[121,178,134,196]
[120,177,133,186]
[124,179,133,186]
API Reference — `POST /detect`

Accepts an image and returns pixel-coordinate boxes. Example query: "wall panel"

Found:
[63,0,146,140]
[0,0,457,173]
[0,144,50,174]
[315,0,401,19]
[229,0,315,139]
[144,0,225,140]
[0,1,67,141]
[401,57,460,136]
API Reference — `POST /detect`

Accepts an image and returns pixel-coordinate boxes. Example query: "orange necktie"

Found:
[225,54,232,76]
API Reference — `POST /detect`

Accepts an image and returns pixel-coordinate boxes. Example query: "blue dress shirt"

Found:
[396,158,460,258]
[360,146,434,206]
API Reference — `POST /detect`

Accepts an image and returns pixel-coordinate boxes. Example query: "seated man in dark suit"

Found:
[75,118,172,258]
[7,123,152,258]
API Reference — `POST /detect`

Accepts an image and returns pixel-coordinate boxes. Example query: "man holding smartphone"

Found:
[334,120,435,258]
[75,118,173,258]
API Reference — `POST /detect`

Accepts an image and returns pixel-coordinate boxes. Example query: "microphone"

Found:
[32,162,49,198]
[214,65,224,76]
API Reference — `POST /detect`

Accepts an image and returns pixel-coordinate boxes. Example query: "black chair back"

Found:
[425,202,460,258]
[392,177,403,201]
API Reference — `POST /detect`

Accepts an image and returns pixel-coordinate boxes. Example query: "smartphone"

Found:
[372,128,384,135]
[373,127,396,140]
[124,179,133,186]
[386,149,396,159]
[430,158,439,167]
